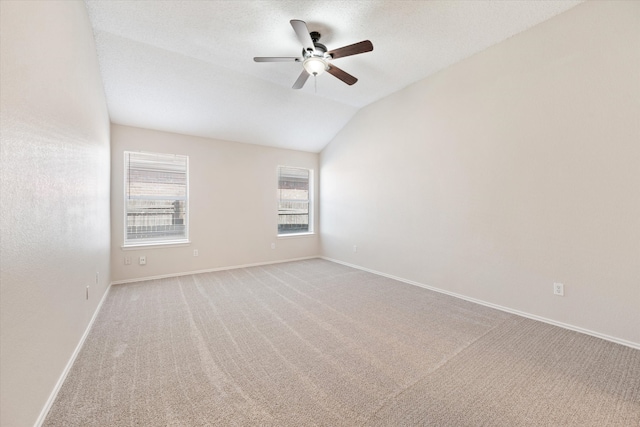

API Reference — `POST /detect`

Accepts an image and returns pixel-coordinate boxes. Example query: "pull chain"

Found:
[314,74,317,94]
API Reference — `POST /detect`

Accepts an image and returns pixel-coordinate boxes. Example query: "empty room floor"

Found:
[44,259,640,426]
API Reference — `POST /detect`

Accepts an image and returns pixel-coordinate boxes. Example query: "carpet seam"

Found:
[361,315,524,425]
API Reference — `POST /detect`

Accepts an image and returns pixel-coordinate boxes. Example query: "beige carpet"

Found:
[44,259,640,426]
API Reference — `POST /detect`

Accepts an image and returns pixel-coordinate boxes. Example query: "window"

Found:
[124,151,188,246]
[278,166,312,235]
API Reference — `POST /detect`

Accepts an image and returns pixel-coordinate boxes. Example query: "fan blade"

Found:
[292,70,310,89]
[290,20,314,51]
[327,40,373,60]
[254,57,301,62]
[327,64,358,86]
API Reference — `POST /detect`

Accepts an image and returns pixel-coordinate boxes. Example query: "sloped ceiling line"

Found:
[85,0,583,153]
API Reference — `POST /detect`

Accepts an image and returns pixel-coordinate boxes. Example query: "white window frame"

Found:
[277,166,313,237]
[123,151,189,248]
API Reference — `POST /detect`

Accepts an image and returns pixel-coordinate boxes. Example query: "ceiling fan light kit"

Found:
[254,19,373,89]
[303,57,327,76]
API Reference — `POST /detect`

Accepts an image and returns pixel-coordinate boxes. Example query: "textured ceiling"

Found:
[85,0,583,152]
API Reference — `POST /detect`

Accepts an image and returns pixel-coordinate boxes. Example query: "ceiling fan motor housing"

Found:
[303,43,328,58]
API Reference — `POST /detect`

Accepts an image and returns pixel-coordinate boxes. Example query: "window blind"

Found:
[278,166,311,235]
[125,151,188,245]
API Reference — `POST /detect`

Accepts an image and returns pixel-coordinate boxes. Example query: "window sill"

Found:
[121,241,191,250]
[277,232,315,239]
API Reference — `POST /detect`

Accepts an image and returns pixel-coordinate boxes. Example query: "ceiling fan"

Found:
[254,19,373,89]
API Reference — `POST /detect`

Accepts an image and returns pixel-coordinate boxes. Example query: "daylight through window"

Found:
[278,166,311,235]
[124,151,188,245]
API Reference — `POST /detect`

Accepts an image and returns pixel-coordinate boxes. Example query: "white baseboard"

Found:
[321,257,640,351]
[34,283,113,427]
[110,256,319,285]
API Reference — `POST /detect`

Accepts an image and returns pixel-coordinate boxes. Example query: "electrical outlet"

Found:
[271,243,276,249]
[139,256,146,265]
[353,245,358,253]
[193,249,199,257]
[95,272,99,285]
[86,285,89,300]
[124,256,131,265]
[553,282,564,296]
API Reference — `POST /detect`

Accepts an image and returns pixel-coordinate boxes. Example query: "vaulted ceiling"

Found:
[85,0,582,152]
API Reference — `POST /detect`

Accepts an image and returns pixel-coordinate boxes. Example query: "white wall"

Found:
[320,1,640,346]
[0,1,111,426]
[111,124,319,282]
